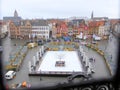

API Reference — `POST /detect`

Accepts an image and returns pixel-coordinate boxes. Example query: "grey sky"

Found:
[1,0,120,19]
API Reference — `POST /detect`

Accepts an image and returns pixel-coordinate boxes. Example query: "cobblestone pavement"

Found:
[97,32,119,75]
[82,45,111,79]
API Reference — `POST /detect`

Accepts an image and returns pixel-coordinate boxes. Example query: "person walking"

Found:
[94,58,95,62]
[111,55,112,61]
[40,77,42,81]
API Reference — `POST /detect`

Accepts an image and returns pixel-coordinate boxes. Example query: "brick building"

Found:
[9,19,50,40]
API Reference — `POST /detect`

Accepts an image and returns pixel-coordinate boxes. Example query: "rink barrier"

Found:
[28,71,82,76]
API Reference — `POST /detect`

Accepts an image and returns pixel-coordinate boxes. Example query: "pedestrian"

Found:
[14,43,16,46]
[40,77,42,81]
[111,55,112,60]
[110,38,112,41]
[91,57,95,63]
[33,66,36,71]
[93,58,95,62]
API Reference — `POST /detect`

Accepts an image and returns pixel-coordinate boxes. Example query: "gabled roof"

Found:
[3,17,22,22]
[109,19,120,25]
[88,20,105,27]
[31,20,48,26]
[92,17,108,21]
[11,19,49,27]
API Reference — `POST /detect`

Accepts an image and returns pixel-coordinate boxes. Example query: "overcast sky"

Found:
[0,0,120,19]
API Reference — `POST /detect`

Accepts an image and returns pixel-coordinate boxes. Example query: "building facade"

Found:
[31,20,50,40]
[0,21,2,38]
[98,25,110,36]
[88,20,105,35]
[9,21,20,39]
[19,20,32,39]
[9,19,50,40]
[114,22,120,34]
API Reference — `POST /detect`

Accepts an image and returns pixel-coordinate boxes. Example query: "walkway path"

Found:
[82,45,111,79]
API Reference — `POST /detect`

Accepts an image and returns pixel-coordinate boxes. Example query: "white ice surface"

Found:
[38,51,83,72]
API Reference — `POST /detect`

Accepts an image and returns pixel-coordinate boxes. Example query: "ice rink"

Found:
[38,51,83,73]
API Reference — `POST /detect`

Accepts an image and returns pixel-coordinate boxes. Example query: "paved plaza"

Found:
[2,32,118,88]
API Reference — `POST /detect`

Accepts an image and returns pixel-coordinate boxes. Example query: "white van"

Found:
[94,36,101,41]
[5,71,16,80]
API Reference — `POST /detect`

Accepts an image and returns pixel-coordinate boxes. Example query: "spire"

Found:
[91,11,93,19]
[14,10,18,17]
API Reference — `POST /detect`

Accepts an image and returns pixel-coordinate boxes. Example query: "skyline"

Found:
[1,0,120,19]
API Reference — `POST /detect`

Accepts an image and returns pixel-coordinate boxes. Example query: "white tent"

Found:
[83,35,87,40]
[36,52,39,61]
[83,54,86,62]
[28,61,31,72]
[79,46,82,51]
[41,46,44,54]
[89,62,95,73]
[87,67,92,75]
[85,57,89,67]
[76,32,83,39]
[80,47,83,52]
[33,56,36,67]
[82,51,85,57]
[39,48,42,57]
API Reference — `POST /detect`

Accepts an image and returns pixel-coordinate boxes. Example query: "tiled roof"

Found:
[31,20,48,26]
[110,19,120,25]
[92,17,108,20]
[3,17,22,22]
[88,21,105,27]
[12,19,48,26]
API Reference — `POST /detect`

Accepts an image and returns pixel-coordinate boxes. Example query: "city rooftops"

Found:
[31,20,48,26]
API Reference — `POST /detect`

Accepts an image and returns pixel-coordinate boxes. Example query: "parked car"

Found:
[46,39,51,42]
[92,41,98,44]
[37,40,44,45]
[94,36,101,41]
[74,39,79,42]
[5,70,16,80]
[53,39,58,42]
[81,41,87,45]
[27,42,38,49]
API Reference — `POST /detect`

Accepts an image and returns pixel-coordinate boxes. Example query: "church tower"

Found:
[14,10,18,17]
[91,11,93,19]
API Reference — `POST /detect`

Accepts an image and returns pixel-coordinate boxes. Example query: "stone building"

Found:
[9,19,50,40]
[3,10,22,22]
